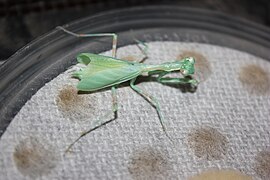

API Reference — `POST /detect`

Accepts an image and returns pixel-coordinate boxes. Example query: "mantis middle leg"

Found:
[130,78,172,141]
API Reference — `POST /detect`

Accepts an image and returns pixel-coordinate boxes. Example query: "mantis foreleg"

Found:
[157,72,199,88]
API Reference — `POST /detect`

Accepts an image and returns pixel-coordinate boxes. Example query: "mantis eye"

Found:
[187,57,195,63]
[180,69,188,76]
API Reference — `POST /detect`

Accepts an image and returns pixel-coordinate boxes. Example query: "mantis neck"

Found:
[143,61,183,72]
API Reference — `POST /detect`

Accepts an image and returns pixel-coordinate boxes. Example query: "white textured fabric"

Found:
[0,42,269,180]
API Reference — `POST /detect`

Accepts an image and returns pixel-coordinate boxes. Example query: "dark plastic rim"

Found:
[0,6,270,136]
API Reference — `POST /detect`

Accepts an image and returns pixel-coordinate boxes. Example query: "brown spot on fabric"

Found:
[187,126,228,160]
[238,64,270,95]
[128,147,170,180]
[254,150,270,179]
[122,56,137,62]
[13,137,58,178]
[56,85,82,111]
[188,169,253,180]
[177,51,211,82]
[56,85,95,121]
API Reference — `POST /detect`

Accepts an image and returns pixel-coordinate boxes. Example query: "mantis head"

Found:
[180,57,195,76]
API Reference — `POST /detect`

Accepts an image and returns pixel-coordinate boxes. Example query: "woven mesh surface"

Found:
[0,42,269,180]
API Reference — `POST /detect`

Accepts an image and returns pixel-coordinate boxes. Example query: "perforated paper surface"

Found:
[0,42,270,180]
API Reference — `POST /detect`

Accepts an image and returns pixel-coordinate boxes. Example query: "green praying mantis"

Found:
[57,27,199,152]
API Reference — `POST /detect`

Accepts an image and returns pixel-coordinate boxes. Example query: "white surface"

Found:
[0,42,270,180]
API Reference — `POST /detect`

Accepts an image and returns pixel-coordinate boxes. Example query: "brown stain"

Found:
[177,51,212,82]
[13,137,58,178]
[254,150,270,179]
[188,169,253,180]
[122,55,137,62]
[187,126,228,160]
[56,85,95,121]
[128,147,170,180]
[56,85,82,111]
[238,64,270,95]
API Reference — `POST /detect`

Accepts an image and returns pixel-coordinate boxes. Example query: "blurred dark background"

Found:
[1,0,270,64]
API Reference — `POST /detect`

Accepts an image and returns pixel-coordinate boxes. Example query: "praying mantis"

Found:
[57,27,199,152]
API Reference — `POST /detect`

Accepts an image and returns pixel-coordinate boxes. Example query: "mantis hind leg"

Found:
[65,86,118,153]
[130,78,172,141]
[58,27,120,153]
[111,86,118,117]
[57,26,118,57]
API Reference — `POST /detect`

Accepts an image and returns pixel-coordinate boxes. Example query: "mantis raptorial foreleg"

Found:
[157,71,199,88]
[149,70,198,87]
[130,78,172,141]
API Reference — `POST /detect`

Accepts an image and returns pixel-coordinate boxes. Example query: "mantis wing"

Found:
[73,53,143,91]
